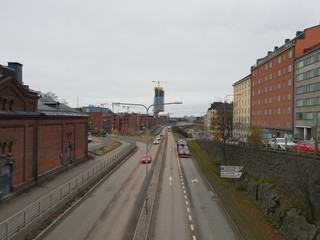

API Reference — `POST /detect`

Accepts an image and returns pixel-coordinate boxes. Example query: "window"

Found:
[288,78,292,86]
[297,60,304,69]
[296,112,303,120]
[278,82,281,89]
[306,112,314,120]
[296,73,304,81]
[278,56,281,64]
[296,86,305,94]
[288,64,292,72]
[307,55,315,65]
[278,69,281,77]
[288,93,291,100]
[287,121,291,128]
[306,98,314,106]
[296,99,304,107]
[288,107,291,114]
[288,50,293,58]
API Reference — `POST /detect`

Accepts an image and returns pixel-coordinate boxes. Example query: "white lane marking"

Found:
[193,236,197,240]
[189,215,192,221]
[186,201,189,205]
[187,207,190,212]
[191,178,198,184]
[190,224,194,231]
[169,176,173,186]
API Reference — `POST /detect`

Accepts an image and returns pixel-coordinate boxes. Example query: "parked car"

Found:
[153,139,159,145]
[268,138,295,150]
[141,154,152,164]
[293,140,320,153]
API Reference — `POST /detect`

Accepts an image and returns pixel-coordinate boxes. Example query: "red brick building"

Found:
[251,25,320,137]
[0,63,88,198]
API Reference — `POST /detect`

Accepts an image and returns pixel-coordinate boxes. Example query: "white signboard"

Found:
[220,166,244,172]
[220,165,244,179]
[220,171,243,179]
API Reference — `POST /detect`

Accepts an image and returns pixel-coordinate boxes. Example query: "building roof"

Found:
[38,97,89,117]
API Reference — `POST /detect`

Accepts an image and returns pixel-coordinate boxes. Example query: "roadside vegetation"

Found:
[188,140,286,240]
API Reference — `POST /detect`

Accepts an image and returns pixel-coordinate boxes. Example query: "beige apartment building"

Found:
[232,74,251,138]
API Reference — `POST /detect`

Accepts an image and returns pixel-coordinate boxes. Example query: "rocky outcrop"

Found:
[248,181,319,240]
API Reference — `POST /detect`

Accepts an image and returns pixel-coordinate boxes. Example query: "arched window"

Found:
[2,98,7,110]
[2,142,6,155]
[9,99,14,111]
[9,141,13,153]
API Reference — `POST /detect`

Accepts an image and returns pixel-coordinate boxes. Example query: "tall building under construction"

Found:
[153,86,164,115]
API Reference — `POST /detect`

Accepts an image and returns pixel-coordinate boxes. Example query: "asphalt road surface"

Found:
[38,141,158,240]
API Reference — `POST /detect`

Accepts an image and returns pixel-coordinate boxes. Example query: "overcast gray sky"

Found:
[1,1,319,117]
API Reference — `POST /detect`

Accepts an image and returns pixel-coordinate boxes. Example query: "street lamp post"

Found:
[113,101,182,213]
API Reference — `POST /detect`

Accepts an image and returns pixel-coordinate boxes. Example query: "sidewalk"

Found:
[0,136,126,223]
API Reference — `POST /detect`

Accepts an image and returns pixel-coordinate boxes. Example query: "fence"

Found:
[0,142,136,240]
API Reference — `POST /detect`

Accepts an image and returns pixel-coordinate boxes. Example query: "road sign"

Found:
[220,166,244,172]
[220,165,244,179]
[220,171,243,179]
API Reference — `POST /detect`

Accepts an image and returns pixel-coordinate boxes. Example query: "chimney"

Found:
[8,62,23,85]
[274,46,278,51]
[268,51,272,55]
[296,31,303,37]
[285,39,290,44]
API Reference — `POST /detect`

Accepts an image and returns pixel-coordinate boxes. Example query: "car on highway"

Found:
[268,138,295,150]
[140,153,152,164]
[293,140,320,153]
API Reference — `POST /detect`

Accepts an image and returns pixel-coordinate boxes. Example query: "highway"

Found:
[38,140,156,240]
[149,131,192,239]
[149,131,242,240]
[38,131,243,240]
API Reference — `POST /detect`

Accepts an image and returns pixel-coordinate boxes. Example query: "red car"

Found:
[293,140,320,153]
[141,154,152,164]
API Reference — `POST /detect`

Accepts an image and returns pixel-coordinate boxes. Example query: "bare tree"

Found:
[37,91,68,105]
[210,101,233,165]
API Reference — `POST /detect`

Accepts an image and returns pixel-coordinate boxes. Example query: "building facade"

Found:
[294,45,320,140]
[0,62,88,198]
[233,74,251,138]
[251,25,320,138]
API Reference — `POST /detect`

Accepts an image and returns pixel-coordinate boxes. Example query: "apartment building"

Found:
[251,25,320,138]
[232,74,251,138]
[294,45,320,140]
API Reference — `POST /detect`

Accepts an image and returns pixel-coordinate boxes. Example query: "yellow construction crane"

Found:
[152,81,168,87]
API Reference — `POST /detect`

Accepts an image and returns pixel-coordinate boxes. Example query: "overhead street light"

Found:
[113,101,182,213]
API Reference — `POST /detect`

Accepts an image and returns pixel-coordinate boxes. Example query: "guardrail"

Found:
[0,142,136,240]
